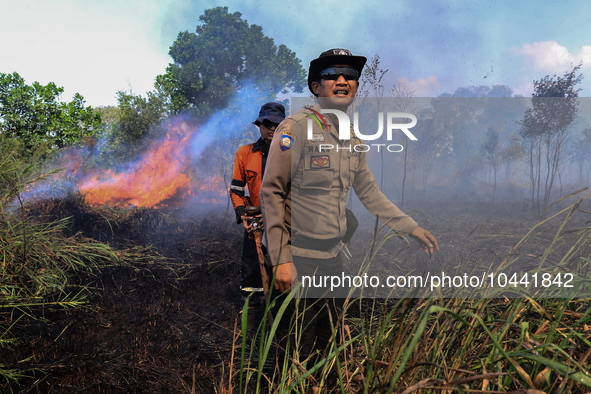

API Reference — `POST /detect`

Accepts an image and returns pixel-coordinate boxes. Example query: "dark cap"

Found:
[253,102,286,125]
[308,48,367,95]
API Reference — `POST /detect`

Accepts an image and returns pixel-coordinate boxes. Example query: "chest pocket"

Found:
[300,153,334,191]
[245,161,259,180]
[245,169,258,180]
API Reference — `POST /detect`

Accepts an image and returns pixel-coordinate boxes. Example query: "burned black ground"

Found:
[2,194,590,393]
[3,197,243,393]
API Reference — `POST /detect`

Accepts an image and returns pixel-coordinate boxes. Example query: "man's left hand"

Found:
[410,226,439,255]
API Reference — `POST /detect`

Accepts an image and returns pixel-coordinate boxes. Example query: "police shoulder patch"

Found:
[280,131,295,151]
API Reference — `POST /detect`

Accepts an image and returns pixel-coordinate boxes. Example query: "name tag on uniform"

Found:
[312,133,325,142]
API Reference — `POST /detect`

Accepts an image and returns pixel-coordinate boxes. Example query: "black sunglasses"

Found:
[318,67,359,81]
[261,119,279,129]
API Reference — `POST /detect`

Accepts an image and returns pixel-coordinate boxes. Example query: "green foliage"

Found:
[520,65,582,141]
[0,144,124,385]
[93,105,120,132]
[90,88,171,164]
[453,84,514,98]
[519,64,583,215]
[500,135,525,180]
[0,145,118,300]
[114,89,170,144]
[481,126,499,156]
[431,85,521,165]
[429,96,480,166]
[532,63,583,98]
[480,127,502,199]
[416,89,528,197]
[0,72,101,158]
[159,6,306,116]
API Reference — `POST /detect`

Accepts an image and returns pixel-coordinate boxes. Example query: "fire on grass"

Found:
[58,120,228,208]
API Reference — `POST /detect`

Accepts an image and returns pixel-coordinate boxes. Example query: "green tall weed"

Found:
[0,144,122,387]
[227,195,591,393]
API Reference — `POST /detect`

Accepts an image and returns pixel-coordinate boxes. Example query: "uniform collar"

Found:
[253,137,270,154]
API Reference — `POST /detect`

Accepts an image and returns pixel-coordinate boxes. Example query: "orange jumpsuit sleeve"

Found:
[230,146,248,223]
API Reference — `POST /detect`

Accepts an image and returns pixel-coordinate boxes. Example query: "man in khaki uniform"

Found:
[261,48,438,357]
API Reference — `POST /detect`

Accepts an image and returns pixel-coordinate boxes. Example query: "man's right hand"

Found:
[241,214,264,233]
[410,226,439,255]
[273,262,297,293]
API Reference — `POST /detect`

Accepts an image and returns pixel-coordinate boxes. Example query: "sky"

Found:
[2,0,591,107]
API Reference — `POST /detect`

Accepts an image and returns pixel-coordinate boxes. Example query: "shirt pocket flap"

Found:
[245,162,259,179]
[300,154,334,190]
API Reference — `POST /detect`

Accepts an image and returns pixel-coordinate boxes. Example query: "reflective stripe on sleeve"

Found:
[230,179,246,196]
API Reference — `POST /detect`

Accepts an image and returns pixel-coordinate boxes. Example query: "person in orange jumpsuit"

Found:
[230,102,286,317]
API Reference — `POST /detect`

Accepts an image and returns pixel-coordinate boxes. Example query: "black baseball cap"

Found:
[253,102,286,125]
[308,48,367,95]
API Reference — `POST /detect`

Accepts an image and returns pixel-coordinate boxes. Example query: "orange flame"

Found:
[74,121,227,208]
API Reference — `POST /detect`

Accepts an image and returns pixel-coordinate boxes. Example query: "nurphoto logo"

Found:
[306,107,418,153]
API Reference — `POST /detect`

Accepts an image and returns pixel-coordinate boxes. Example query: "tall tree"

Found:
[158,6,306,117]
[500,136,525,181]
[480,127,501,201]
[519,63,582,215]
[389,81,419,208]
[573,127,591,185]
[357,55,389,191]
[0,72,101,157]
[412,106,450,199]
